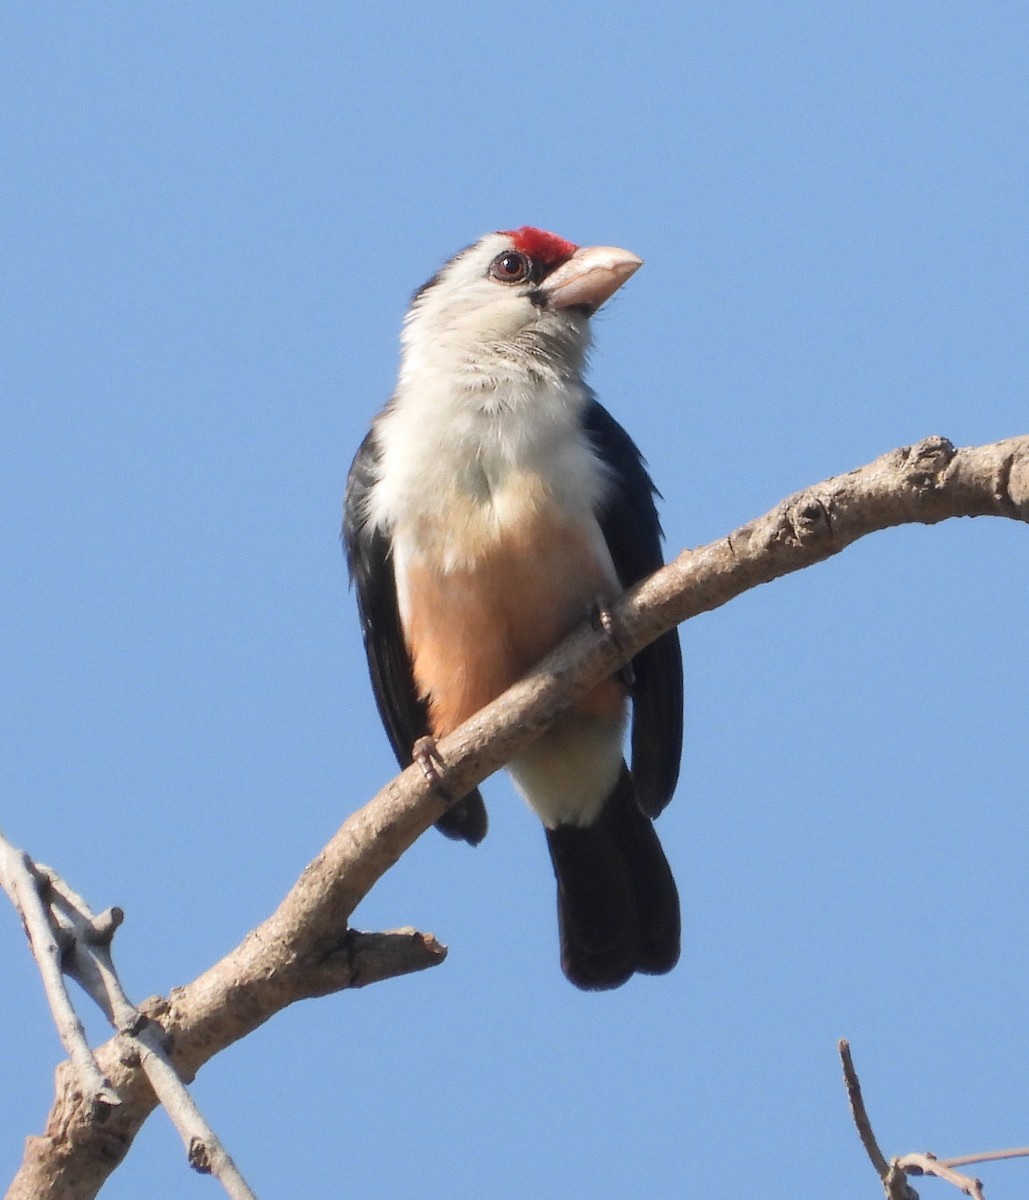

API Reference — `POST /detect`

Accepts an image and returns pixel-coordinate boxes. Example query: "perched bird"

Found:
[343,227,683,989]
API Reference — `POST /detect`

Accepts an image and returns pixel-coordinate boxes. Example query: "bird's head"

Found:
[398,227,643,388]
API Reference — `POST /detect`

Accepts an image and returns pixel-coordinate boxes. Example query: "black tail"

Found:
[544,768,680,990]
[434,788,488,844]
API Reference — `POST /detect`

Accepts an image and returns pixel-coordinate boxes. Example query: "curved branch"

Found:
[8,434,1028,1200]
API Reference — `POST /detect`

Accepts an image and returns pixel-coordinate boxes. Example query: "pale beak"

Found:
[539,245,644,312]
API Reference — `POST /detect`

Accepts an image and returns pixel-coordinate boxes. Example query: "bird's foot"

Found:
[591,596,635,687]
[412,736,451,798]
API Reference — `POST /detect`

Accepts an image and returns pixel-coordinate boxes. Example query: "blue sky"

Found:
[2,4,1027,1197]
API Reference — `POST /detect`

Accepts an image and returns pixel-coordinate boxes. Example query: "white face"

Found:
[399,232,592,383]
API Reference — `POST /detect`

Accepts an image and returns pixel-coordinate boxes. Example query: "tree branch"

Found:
[0,839,120,1114]
[839,1036,1029,1199]
[0,834,265,1198]
[838,1039,893,1185]
[897,1154,986,1200]
[7,434,1028,1199]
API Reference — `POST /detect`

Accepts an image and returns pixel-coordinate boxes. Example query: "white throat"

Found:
[367,369,611,572]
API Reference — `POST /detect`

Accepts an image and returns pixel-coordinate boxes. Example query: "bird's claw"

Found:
[591,597,635,687]
[412,736,451,798]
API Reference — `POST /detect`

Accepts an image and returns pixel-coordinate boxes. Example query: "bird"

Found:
[343,226,683,990]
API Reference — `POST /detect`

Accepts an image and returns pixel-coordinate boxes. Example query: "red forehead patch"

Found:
[500,226,578,264]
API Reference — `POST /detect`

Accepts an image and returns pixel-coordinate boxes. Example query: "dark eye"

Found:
[489,250,531,283]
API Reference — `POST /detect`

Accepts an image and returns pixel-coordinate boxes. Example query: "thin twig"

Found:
[0,832,118,1111]
[898,1153,986,1200]
[130,1021,257,1199]
[838,1040,920,1199]
[54,882,259,1198]
[838,1039,891,1180]
[940,1148,1029,1169]
[0,830,259,1199]
[839,1037,1028,1200]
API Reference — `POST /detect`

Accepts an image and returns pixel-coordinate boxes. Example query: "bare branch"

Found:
[838,1039,891,1183]
[839,1036,1029,1200]
[0,833,119,1113]
[53,883,260,1199]
[8,434,1028,1199]
[897,1153,986,1200]
[1,833,263,1199]
[940,1148,1029,1169]
[127,1020,256,1200]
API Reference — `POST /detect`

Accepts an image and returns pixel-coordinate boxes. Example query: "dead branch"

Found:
[939,1149,1029,1170]
[838,1038,1029,1199]
[6,433,1028,1200]
[0,833,260,1199]
[0,840,119,1114]
[838,1038,894,1187]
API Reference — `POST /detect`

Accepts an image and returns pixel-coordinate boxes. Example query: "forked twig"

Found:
[0,836,118,1112]
[0,828,258,1199]
[838,1038,1028,1200]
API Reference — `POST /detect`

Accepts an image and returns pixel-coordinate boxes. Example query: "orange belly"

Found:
[399,506,626,737]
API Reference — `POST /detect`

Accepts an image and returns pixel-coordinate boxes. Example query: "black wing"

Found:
[343,428,487,844]
[583,397,684,817]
